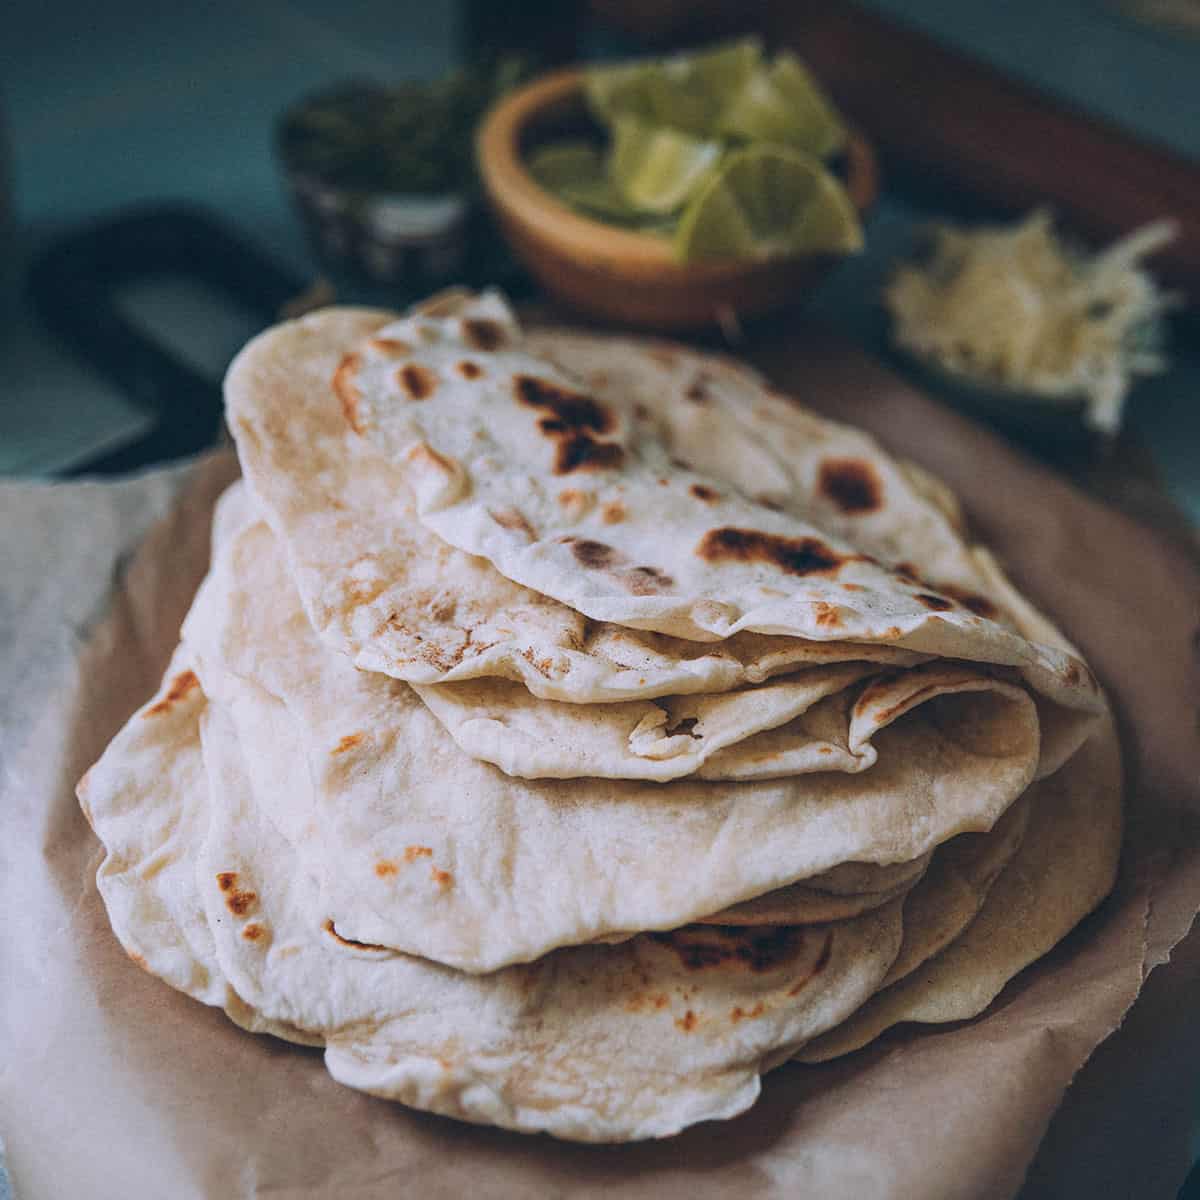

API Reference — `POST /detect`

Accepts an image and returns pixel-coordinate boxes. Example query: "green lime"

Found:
[585,38,762,137]
[715,52,846,158]
[609,116,722,214]
[527,138,676,230]
[527,140,605,191]
[673,144,863,264]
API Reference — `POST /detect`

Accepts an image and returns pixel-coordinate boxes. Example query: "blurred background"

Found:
[1,0,1198,552]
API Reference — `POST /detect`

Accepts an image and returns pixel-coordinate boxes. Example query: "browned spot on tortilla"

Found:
[404,845,433,863]
[653,993,669,1009]
[862,680,945,726]
[516,375,613,434]
[657,477,669,486]
[647,346,678,367]
[814,601,842,629]
[333,352,364,432]
[696,527,851,577]
[690,484,721,503]
[221,878,258,916]
[788,931,834,994]
[841,582,865,593]
[755,496,783,512]
[344,576,387,608]
[126,948,147,969]
[513,372,626,474]
[894,561,924,584]
[456,359,484,380]
[652,925,808,973]
[1065,662,1082,686]
[241,923,266,942]
[520,647,555,678]
[916,593,954,612]
[431,867,454,888]
[685,374,710,403]
[405,442,457,477]
[819,746,833,755]
[489,507,535,540]
[145,670,199,716]
[332,732,364,755]
[374,859,400,878]
[818,458,883,515]
[397,363,437,401]
[936,583,999,619]
[370,336,412,356]
[462,318,507,351]
[322,919,389,952]
[675,1009,699,1033]
[557,488,593,518]
[885,625,901,638]
[622,566,674,595]
[633,402,650,420]
[567,538,618,569]
[730,1002,766,1023]
[602,500,627,524]
[555,435,624,475]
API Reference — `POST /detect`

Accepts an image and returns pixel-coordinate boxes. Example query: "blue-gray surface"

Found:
[0,0,1196,497]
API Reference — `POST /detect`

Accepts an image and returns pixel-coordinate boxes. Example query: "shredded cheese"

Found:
[885,210,1178,433]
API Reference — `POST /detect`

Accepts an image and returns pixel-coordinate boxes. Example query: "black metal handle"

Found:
[27,203,304,476]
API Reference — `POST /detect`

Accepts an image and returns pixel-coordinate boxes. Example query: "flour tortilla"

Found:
[344,293,1101,724]
[225,300,1103,745]
[79,649,904,1142]
[794,716,1122,1063]
[226,307,929,704]
[415,658,1072,783]
[795,551,1123,1062]
[193,696,903,1142]
[77,645,319,1048]
[179,486,1042,972]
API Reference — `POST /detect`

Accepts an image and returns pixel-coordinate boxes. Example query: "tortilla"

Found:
[226,300,1103,747]
[795,717,1122,1062]
[343,294,1101,726]
[79,648,906,1143]
[226,307,929,704]
[179,488,1042,971]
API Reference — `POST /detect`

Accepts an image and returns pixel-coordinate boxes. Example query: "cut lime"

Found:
[609,116,722,214]
[527,140,606,191]
[715,52,846,158]
[673,145,863,264]
[585,38,762,137]
[527,138,675,230]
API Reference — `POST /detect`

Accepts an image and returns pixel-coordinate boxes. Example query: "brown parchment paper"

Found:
[2,337,1198,1200]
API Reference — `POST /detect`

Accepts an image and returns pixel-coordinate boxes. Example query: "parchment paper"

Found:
[2,339,1198,1200]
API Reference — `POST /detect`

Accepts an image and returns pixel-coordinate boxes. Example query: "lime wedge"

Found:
[609,116,722,214]
[673,144,863,264]
[527,140,606,191]
[716,52,846,158]
[585,38,762,137]
[527,138,676,230]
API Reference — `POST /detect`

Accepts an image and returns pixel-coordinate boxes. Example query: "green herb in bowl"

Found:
[276,60,527,284]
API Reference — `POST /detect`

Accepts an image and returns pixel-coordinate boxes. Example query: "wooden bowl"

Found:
[476,67,879,331]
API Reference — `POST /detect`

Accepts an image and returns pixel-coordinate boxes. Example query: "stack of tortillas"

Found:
[78,291,1122,1143]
